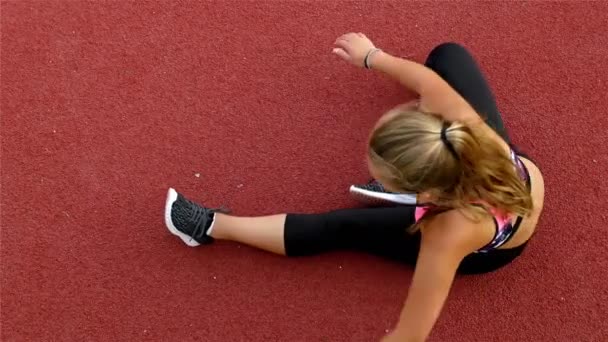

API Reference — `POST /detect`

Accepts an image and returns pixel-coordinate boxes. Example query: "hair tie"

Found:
[441,122,460,160]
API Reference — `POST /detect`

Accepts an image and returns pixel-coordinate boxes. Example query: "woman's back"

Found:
[500,156,545,249]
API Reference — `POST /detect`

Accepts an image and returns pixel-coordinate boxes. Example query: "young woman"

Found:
[164,33,545,342]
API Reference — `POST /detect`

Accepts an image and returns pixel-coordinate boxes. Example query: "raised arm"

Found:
[333,33,482,126]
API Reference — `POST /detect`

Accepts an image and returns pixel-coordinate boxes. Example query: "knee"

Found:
[284,213,334,257]
[429,42,469,58]
[425,42,473,68]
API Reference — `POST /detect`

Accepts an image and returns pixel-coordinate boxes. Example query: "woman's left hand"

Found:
[332,32,377,68]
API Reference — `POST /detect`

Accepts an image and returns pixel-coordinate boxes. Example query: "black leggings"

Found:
[284,43,527,275]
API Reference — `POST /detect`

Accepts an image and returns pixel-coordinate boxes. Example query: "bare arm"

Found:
[333,33,511,151]
[382,212,490,342]
[371,50,514,154]
[333,33,483,126]
[368,51,478,123]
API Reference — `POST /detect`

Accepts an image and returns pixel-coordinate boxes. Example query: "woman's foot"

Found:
[164,188,227,247]
[349,179,417,206]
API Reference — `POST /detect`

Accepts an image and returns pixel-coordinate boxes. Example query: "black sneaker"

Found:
[349,179,417,205]
[164,188,228,247]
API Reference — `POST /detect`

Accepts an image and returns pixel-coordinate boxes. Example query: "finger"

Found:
[334,38,350,50]
[332,47,351,61]
[337,33,351,42]
[345,32,359,40]
[358,32,368,39]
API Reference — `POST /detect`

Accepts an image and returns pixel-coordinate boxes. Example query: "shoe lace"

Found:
[188,200,209,242]
[185,197,230,242]
[363,179,387,192]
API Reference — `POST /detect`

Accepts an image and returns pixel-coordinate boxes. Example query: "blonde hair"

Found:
[368,109,533,229]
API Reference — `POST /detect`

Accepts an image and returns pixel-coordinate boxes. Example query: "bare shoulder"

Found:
[420,209,494,256]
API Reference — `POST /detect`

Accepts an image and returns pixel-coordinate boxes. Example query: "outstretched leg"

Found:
[165,188,419,263]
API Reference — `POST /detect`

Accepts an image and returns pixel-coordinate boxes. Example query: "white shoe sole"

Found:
[349,185,417,205]
[164,188,200,247]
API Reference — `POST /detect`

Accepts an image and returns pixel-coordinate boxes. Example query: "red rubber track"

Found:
[2,1,607,341]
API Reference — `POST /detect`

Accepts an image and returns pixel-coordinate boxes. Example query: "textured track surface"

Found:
[2,1,607,341]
